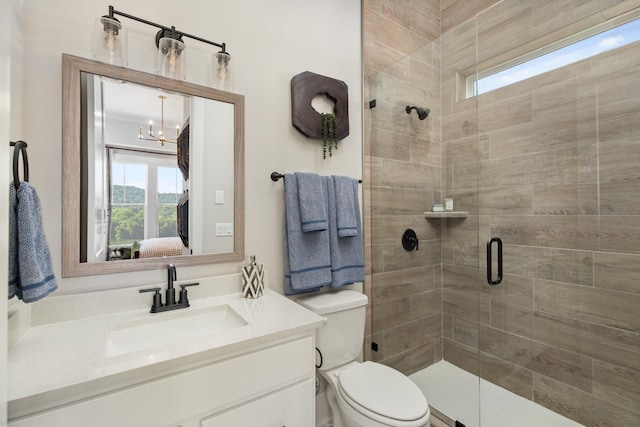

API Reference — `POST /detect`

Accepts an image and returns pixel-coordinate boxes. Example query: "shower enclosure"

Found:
[365,1,640,426]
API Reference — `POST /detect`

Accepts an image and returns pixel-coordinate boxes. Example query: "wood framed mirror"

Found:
[62,54,244,277]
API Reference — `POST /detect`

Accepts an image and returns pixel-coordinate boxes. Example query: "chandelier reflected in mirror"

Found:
[138,95,179,146]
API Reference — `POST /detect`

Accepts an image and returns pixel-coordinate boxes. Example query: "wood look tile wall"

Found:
[364,0,443,376]
[440,1,640,425]
[364,0,640,424]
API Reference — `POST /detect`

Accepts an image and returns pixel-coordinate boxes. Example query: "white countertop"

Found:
[8,289,324,419]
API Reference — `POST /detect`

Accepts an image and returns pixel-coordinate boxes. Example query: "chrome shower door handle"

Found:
[487,237,503,285]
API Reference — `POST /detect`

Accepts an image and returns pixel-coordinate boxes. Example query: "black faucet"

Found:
[166,264,177,306]
[139,264,199,313]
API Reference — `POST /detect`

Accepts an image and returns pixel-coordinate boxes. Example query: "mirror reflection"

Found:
[83,74,235,262]
[62,54,244,277]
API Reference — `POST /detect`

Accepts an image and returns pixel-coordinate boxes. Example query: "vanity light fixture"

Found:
[138,95,179,146]
[95,5,231,83]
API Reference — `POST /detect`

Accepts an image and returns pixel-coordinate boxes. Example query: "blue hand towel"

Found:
[8,182,58,302]
[325,176,365,287]
[333,175,359,237]
[8,185,18,300]
[295,172,328,232]
[283,174,332,295]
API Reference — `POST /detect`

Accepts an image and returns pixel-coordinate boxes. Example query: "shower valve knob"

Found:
[402,229,419,251]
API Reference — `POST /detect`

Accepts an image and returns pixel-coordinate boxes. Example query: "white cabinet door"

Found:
[201,379,314,427]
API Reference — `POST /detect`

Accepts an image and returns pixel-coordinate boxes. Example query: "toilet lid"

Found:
[338,361,428,422]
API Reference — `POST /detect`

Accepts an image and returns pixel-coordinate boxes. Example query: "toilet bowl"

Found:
[296,290,430,427]
[323,361,430,427]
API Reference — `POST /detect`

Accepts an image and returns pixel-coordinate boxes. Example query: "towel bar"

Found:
[271,171,362,183]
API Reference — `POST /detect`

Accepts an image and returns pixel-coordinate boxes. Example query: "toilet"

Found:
[297,290,430,427]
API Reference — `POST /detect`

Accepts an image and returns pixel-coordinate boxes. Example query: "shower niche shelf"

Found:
[424,211,468,219]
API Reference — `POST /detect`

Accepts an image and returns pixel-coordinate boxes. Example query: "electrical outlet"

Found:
[216,223,233,236]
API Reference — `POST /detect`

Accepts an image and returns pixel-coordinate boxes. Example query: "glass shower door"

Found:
[472,2,640,426]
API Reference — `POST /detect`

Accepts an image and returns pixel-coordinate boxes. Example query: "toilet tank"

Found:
[297,290,368,371]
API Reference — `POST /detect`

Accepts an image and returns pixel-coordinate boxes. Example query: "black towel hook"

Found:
[10,140,29,191]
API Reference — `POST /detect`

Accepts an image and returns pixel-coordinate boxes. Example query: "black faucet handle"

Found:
[178,282,199,305]
[139,287,163,312]
[180,282,199,288]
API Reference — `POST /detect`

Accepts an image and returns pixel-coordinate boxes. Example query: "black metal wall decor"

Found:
[291,71,349,140]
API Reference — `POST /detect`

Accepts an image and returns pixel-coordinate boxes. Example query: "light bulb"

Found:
[103,26,118,54]
[103,34,115,51]
[216,65,228,82]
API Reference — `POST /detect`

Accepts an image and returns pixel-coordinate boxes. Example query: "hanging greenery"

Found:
[321,112,338,159]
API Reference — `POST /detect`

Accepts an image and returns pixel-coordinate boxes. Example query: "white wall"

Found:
[2,0,24,422]
[0,0,10,421]
[201,99,234,254]
[20,0,362,295]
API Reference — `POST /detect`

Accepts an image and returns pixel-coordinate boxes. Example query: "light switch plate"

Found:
[215,190,224,204]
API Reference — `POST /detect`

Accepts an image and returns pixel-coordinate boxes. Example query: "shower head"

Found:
[405,105,430,120]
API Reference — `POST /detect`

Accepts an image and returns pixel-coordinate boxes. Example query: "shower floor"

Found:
[410,361,584,427]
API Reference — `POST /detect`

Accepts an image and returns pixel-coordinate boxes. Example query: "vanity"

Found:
[7,52,325,426]
[8,275,324,426]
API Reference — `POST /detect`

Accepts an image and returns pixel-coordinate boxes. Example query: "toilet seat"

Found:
[337,361,429,426]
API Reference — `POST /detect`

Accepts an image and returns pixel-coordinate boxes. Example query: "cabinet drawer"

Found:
[201,379,314,427]
[10,336,314,427]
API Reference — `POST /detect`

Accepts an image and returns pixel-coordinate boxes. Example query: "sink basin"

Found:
[105,304,248,357]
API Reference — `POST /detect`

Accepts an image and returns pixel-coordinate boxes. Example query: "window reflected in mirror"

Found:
[106,151,187,261]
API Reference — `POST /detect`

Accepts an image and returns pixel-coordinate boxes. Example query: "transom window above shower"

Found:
[464,13,640,98]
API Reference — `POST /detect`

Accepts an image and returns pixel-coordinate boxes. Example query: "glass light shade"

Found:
[212,51,233,91]
[93,16,128,66]
[156,37,186,80]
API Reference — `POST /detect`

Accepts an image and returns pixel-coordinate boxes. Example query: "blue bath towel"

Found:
[295,172,328,232]
[333,175,359,237]
[283,174,332,295]
[325,176,365,287]
[8,182,58,302]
